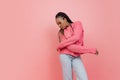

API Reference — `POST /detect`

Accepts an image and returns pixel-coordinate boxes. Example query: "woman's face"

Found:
[56,17,67,29]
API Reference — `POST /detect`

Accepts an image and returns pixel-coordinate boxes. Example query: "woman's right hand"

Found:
[95,50,99,55]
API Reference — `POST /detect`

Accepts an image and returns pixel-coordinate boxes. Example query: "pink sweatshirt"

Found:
[57,21,97,57]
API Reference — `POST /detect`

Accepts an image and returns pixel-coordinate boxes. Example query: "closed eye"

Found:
[57,22,61,25]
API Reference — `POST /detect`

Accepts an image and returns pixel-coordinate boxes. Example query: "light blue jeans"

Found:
[59,54,88,80]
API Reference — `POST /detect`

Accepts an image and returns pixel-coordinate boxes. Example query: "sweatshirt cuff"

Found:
[90,48,97,54]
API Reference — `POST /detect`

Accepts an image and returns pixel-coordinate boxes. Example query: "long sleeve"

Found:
[57,21,83,49]
[66,44,97,54]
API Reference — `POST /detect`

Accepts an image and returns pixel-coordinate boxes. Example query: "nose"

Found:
[58,24,62,28]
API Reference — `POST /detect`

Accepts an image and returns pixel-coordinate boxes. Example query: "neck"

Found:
[66,22,71,28]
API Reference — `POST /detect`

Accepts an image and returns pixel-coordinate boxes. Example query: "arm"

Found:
[66,44,97,54]
[56,31,61,52]
[58,31,61,43]
[57,21,83,49]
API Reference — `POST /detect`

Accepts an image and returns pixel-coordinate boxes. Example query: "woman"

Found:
[55,12,99,80]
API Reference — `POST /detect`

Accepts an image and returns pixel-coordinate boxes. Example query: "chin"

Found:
[63,27,67,29]
[62,28,65,29]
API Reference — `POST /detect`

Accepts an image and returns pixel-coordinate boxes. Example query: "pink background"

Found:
[0,0,120,80]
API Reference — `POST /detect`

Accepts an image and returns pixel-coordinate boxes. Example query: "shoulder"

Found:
[58,30,63,36]
[58,30,61,35]
[72,21,83,29]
